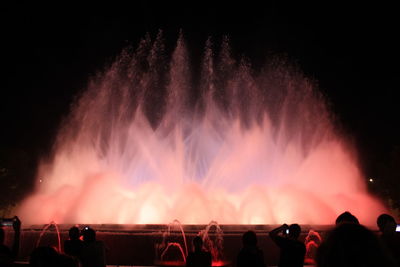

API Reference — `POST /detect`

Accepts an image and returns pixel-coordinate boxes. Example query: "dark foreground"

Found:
[3,224,334,266]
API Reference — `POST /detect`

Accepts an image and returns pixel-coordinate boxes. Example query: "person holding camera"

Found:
[0,216,21,265]
[269,224,305,267]
[80,226,106,267]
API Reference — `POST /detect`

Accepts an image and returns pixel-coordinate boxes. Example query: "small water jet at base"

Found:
[304,229,322,265]
[199,221,224,264]
[35,221,61,252]
[19,32,385,225]
[155,219,188,266]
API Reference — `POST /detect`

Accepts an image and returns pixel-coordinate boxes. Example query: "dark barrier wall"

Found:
[3,224,333,266]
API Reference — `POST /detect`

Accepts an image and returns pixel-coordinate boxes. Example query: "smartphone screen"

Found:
[396,224,400,232]
[285,229,289,234]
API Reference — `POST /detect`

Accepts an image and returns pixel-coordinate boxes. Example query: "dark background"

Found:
[0,2,399,213]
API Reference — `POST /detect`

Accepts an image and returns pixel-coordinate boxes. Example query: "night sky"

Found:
[1,2,399,210]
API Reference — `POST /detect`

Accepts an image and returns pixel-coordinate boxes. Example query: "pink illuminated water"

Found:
[36,221,61,251]
[199,221,224,262]
[19,33,385,225]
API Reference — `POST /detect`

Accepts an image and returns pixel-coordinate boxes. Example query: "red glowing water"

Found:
[19,33,385,225]
[153,260,229,267]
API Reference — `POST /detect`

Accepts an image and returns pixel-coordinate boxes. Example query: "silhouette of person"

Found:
[64,226,83,259]
[30,246,60,267]
[0,216,21,265]
[316,223,396,267]
[237,230,266,267]
[269,224,305,267]
[335,211,359,225]
[80,226,106,267]
[186,236,212,267]
[376,213,400,266]
[30,246,79,267]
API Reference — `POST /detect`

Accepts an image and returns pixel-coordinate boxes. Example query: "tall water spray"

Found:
[19,33,384,225]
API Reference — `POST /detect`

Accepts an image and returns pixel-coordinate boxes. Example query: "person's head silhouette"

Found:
[335,211,359,225]
[193,236,203,251]
[242,230,257,247]
[82,227,96,242]
[288,224,301,240]
[68,226,80,241]
[377,213,397,234]
[29,246,59,266]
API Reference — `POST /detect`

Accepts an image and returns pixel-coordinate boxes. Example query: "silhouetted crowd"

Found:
[0,212,399,267]
[0,219,106,267]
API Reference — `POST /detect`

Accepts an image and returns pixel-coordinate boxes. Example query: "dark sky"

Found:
[1,2,399,204]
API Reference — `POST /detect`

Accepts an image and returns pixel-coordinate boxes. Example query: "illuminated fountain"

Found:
[19,32,385,225]
[155,220,188,266]
[198,221,227,266]
[304,229,322,265]
[35,221,61,251]
[155,220,227,266]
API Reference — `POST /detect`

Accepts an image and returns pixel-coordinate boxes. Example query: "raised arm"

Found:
[269,224,288,243]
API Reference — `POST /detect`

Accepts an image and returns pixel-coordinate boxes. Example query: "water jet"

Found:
[19,32,384,227]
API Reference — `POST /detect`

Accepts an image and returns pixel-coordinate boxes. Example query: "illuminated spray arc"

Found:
[19,33,384,225]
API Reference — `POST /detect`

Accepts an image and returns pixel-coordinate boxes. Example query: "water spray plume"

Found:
[19,33,385,225]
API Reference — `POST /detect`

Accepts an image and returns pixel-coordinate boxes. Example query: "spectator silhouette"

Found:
[269,224,305,267]
[186,236,212,267]
[0,216,21,266]
[376,213,400,266]
[64,226,83,259]
[30,246,60,267]
[316,223,396,267]
[80,226,106,267]
[30,246,79,267]
[237,230,266,267]
[335,211,359,225]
